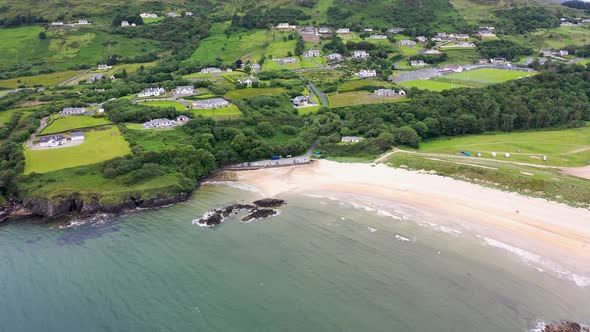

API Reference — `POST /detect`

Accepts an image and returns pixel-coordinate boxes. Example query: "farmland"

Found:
[141,100,188,111]
[41,115,112,134]
[0,70,83,89]
[399,79,470,91]
[225,87,287,100]
[329,91,407,108]
[24,126,131,174]
[419,125,590,167]
[191,105,242,120]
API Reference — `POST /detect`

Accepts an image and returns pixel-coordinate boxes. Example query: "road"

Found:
[225,141,317,170]
[307,82,328,107]
[58,69,90,86]
[26,116,49,149]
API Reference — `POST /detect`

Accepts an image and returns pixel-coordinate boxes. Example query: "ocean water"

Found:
[1,183,589,332]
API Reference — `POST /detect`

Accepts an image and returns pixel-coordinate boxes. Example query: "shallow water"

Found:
[1,184,588,331]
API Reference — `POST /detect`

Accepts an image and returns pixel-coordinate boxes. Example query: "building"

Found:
[185,11,193,16]
[490,58,508,64]
[51,22,64,26]
[97,64,111,70]
[397,89,406,96]
[477,58,489,64]
[368,35,387,40]
[292,95,312,107]
[374,89,396,97]
[276,23,297,29]
[410,60,427,66]
[250,64,261,70]
[453,34,470,39]
[540,49,553,57]
[121,21,130,27]
[137,87,165,98]
[416,36,427,42]
[39,135,66,147]
[558,50,569,57]
[454,42,476,47]
[398,40,417,46]
[273,57,298,64]
[301,26,316,34]
[140,13,158,18]
[421,49,442,55]
[352,50,370,59]
[200,67,222,74]
[142,118,177,129]
[431,37,442,42]
[387,28,404,34]
[356,69,377,78]
[60,107,86,116]
[78,20,90,25]
[336,28,350,34]
[70,131,85,141]
[318,27,332,34]
[192,98,230,109]
[436,32,449,39]
[363,28,374,32]
[478,30,496,37]
[479,26,495,30]
[439,65,463,73]
[175,86,195,95]
[167,12,180,17]
[176,115,190,123]
[303,49,321,57]
[88,74,104,82]
[238,78,253,85]
[341,136,364,143]
[327,53,343,61]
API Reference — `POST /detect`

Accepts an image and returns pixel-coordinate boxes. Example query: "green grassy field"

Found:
[41,116,112,134]
[439,49,480,66]
[0,108,26,124]
[338,79,392,92]
[0,70,84,88]
[141,100,188,111]
[225,87,286,100]
[329,91,407,107]
[419,126,590,167]
[191,105,242,120]
[124,127,193,152]
[399,79,470,91]
[386,152,590,207]
[25,126,131,174]
[441,68,536,84]
[297,106,322,115]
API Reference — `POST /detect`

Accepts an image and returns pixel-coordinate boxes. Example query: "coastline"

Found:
[235,160,590,282]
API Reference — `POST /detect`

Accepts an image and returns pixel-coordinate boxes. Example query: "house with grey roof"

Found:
[327,53,343,61]
[60,107,86,116]
[303,49,321,57]
[138,87,165,98]
[175,86,196,95]
[341,136,364,143]
[374,89,396,97]
[192,98,230,109]
[292,95,312,107]
[39,135,66,147]
[200,67,222,74]
[142,118,177,129]
[88,74,104,82]
[352,51,369,59]
[70,131,85,141]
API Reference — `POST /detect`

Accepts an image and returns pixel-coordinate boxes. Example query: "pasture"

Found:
[225,87,286,100]
[419,126,590,167]
[25,126,131,174]
[191,105,242,120]
[441,68,536,84]
[141,100,188,111]
[41,115,112,134]
[338,79,392,92]
[399,79,470,91]
[0,70,83,89]
[329,91,407,108]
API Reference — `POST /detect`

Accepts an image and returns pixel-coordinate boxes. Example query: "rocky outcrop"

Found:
[0,199,26,223]
[21,192,190,219]
[253,198,286,208]
[242,209,276,222]
[544,322,589,332]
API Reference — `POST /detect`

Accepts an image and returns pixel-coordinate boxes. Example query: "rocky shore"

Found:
[194,199,285,227]
[542,322,589,332]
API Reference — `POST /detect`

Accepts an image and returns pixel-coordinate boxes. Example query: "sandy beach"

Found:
[236,160,590,283]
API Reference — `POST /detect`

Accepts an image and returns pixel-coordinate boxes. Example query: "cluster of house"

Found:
[355,69,377,78]
[87,73,115,82]
[136,86,197,98]
[273,57,298,64]
[540,49,569,57]
[51,20,90,26]
[38,132,85,147]
[276,24,406,37]
[200,67,233,74]
[142,115,190,129]
[436,32,470,40]
[139,12,193,19]
[140,13,158,18]
[60,107,87,116]
[276,23,297,30]
[367,35,388,40]
[327,53,343,62]
[373,89,406,97]
[192,98,230,109]
[352,51,370,59]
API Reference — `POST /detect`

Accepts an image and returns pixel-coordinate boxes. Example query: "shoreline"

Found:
[235,160,590,282]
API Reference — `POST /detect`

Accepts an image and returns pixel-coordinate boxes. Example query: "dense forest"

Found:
[495,6,560,34]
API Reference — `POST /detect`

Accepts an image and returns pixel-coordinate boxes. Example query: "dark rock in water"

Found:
[198,209,224,226]
[544,322,588,332]
[242,209,276,222]
[253,198,285,208]
[222,204,256,217]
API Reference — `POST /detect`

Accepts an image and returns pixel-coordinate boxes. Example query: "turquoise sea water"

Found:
[1,184,589,332]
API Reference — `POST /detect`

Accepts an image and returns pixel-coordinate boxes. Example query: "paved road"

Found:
[225,141,317,170]
[307,82,328,107]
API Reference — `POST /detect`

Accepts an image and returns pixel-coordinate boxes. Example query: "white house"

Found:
[273,57,298,64]
[176,115,190,123]
[352,50,370,59]
[185,11,194,16]
[78,20,90,25]
[250,64,261,70]
[88,74,104,82]
[175,86,195,95]
[387,28,404,34]
[478,30,496,37]
[341,136,364,143]
[421,49,442,55]
[51,22,64,26]
[479,26,495,30]
[39,135,66,147]
[192,98,230,109]
[292,95,312,107]
[60,107,86,116]
[558,50,569,57]
[167,12,180,17]
[439,65,463,73]
[410,60,427,66]
[490,58,508,64]
[454,42,476,47]
[397,89,406,96]
[238,78,253,85]
[416,36,428,42]
[276,23,297,29]
[336,28,350,34]
[327,53,343,61]
[374,89,396,97]
[121,21,130,27]
[356,69,377,78]
[368,35,387,40]
[70,131,85,141]
[137,87,165,98]
[452,34,470,39]
[303,49,321,57]
[398,40,417,46]
[431,37,443,42]
[142,118,177,129]
[140,13,158,18]
[363,28,374,32]
[97,64,111,70]
[319,27,332,34]
[200,67,222,74]
[301,26,316,34]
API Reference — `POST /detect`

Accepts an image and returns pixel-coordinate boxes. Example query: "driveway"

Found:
[307,83,328,106]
